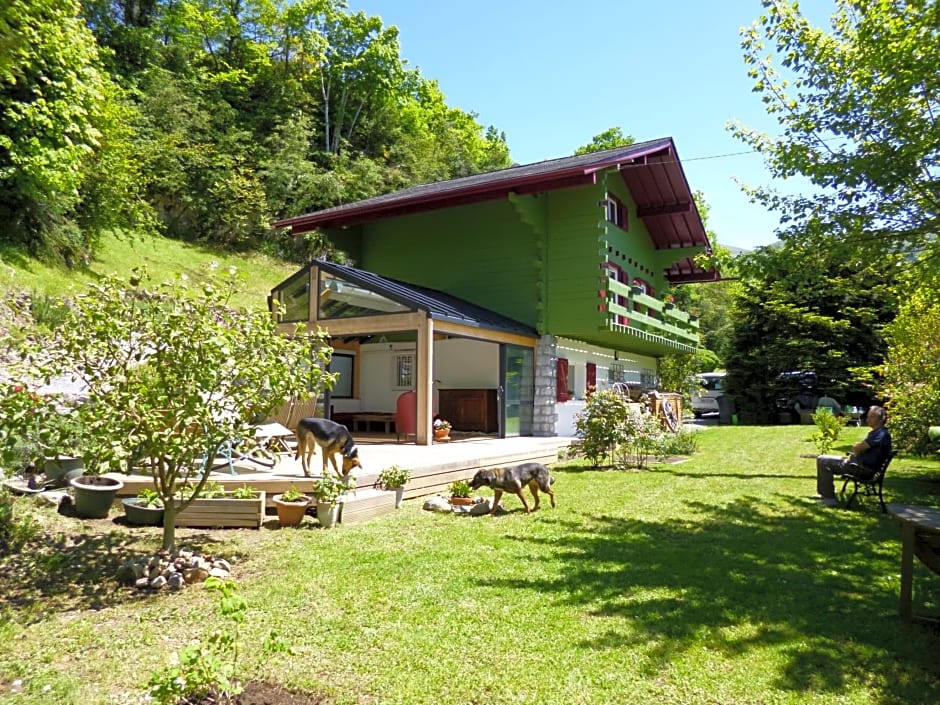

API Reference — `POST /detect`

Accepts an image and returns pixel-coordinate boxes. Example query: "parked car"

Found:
[691,372,727,418]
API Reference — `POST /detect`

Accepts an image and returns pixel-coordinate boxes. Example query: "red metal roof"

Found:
[274,137,718,283]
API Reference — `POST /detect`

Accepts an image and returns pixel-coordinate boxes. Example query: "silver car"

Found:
[691,372,726,418]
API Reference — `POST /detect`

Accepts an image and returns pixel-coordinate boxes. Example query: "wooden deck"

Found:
[109,434,574,526]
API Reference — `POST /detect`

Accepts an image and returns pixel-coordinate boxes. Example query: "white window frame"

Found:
[393,353,414,390]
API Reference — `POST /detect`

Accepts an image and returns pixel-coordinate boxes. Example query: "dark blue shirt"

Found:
[858,426,891,470]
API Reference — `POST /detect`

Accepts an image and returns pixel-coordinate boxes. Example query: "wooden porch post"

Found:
[415,315,433,445]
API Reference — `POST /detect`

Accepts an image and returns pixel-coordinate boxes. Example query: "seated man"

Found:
[816,405,891,507]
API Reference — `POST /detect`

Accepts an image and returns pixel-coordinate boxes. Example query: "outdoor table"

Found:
[886,503,940,625]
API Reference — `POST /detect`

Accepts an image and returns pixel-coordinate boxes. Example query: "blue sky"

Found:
[348,0,833,251]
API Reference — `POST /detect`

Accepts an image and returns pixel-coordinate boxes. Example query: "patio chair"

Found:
[839,450,896,513]
[287,394,320,430]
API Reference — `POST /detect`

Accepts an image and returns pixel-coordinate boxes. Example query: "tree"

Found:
[573,127,634,155]
[724,241,898,423]
[731,0,940,268]
[0,0,153,263]
[6,268,333,550]
[882,277,940,454]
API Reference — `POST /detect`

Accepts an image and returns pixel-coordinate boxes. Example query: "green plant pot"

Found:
[43,455,83,482]
[121,497,165,526]
[70,476,124,519]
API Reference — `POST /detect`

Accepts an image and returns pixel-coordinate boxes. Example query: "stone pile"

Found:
[115,548,233,591]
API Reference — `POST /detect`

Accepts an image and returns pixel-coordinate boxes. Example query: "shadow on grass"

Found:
[0,521,229,625]
[478,494,940,703]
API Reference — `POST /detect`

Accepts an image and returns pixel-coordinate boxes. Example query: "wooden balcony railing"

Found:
[602,279,699,348]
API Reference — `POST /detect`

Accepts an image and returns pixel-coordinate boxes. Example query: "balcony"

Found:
[601,279,699,353]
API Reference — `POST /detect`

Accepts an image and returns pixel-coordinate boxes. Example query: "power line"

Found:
[683,149,758,162]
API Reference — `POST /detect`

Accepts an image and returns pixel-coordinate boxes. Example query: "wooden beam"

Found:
[637,202,692,218]
[303,311,426,337]
[432,319,537,347]
[416,317,433,446]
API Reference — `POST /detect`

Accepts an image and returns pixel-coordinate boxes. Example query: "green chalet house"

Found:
[271,137,717,445]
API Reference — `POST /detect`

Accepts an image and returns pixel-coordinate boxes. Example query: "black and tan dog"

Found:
[295,417,361,478]
[469,462,556,515]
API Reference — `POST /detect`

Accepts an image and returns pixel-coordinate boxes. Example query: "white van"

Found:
[691,372,727,417]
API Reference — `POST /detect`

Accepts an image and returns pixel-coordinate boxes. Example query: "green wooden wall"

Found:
[319,168,704,352]
[355,199,540,328]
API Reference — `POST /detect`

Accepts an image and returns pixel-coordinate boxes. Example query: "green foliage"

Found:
[448,480,471,498]
[882,284,940,454]
[659,429,701,457]
[3,267,333,550]
[4,0,514,266]
[0,490,41,554]
[377,465,411,489]
[573,127,635,155]
[725,241,897,423]
[615,407,667,471]
[572,389,635,467]
[0,384,87,471]
[312,474,356,504]
[27,290,70,331]
[278,484,305,502]
[231,484,259,500]
[732,0,940,267]
[809,407,846,455]
[146,577,247,704]
[0,0,153,264]
[658,353,698,403]
[135,488,163,508]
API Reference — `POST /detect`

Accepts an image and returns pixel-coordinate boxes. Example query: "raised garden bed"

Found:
[173,491,266,529]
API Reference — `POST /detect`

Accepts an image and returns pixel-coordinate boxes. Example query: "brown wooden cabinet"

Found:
[438,388,499,433]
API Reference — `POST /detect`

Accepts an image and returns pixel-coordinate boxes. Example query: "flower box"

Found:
[173,491,266,529]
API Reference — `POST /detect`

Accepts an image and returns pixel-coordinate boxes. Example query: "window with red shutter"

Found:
[556,358,569,402]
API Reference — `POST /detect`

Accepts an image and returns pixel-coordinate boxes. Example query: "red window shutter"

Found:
[556,358,569,402]
[586,362,596,389]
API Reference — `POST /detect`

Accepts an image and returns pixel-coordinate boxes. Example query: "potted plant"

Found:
[70,471,125,519]
[663,294,676,310]
[433,418,452,441]
[689,308,700,321]
[377,465,411,509]
[449,479,474,506]
[630,278,644,295]
[272,484,311,527]
[122,487,165,526]
[173,482,266,529]
[312,474,356,529]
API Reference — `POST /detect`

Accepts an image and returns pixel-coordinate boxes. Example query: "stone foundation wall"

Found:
[533,334,557,437]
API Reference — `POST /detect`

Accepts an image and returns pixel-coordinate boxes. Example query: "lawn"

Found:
[1,425,938,704]
[0,231,299,311]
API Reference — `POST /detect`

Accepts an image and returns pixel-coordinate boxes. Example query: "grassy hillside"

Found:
[0,232,302,310]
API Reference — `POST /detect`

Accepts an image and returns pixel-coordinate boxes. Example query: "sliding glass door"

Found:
[500,344,534,437]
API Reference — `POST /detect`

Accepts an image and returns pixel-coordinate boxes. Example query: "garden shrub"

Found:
[810,407,845,455]
[883,288,940,454]
[573,389,634,467]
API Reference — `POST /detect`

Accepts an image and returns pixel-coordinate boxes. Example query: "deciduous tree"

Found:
[6,267,333,550]
[731,0,940,267]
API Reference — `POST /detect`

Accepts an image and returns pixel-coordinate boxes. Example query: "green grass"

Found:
[1,425,939,704]
[0,232,300,310]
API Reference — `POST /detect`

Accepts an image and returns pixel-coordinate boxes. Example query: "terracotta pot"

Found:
[433,429,451,441]
[273,494,311,527]
[450,496,474,506]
